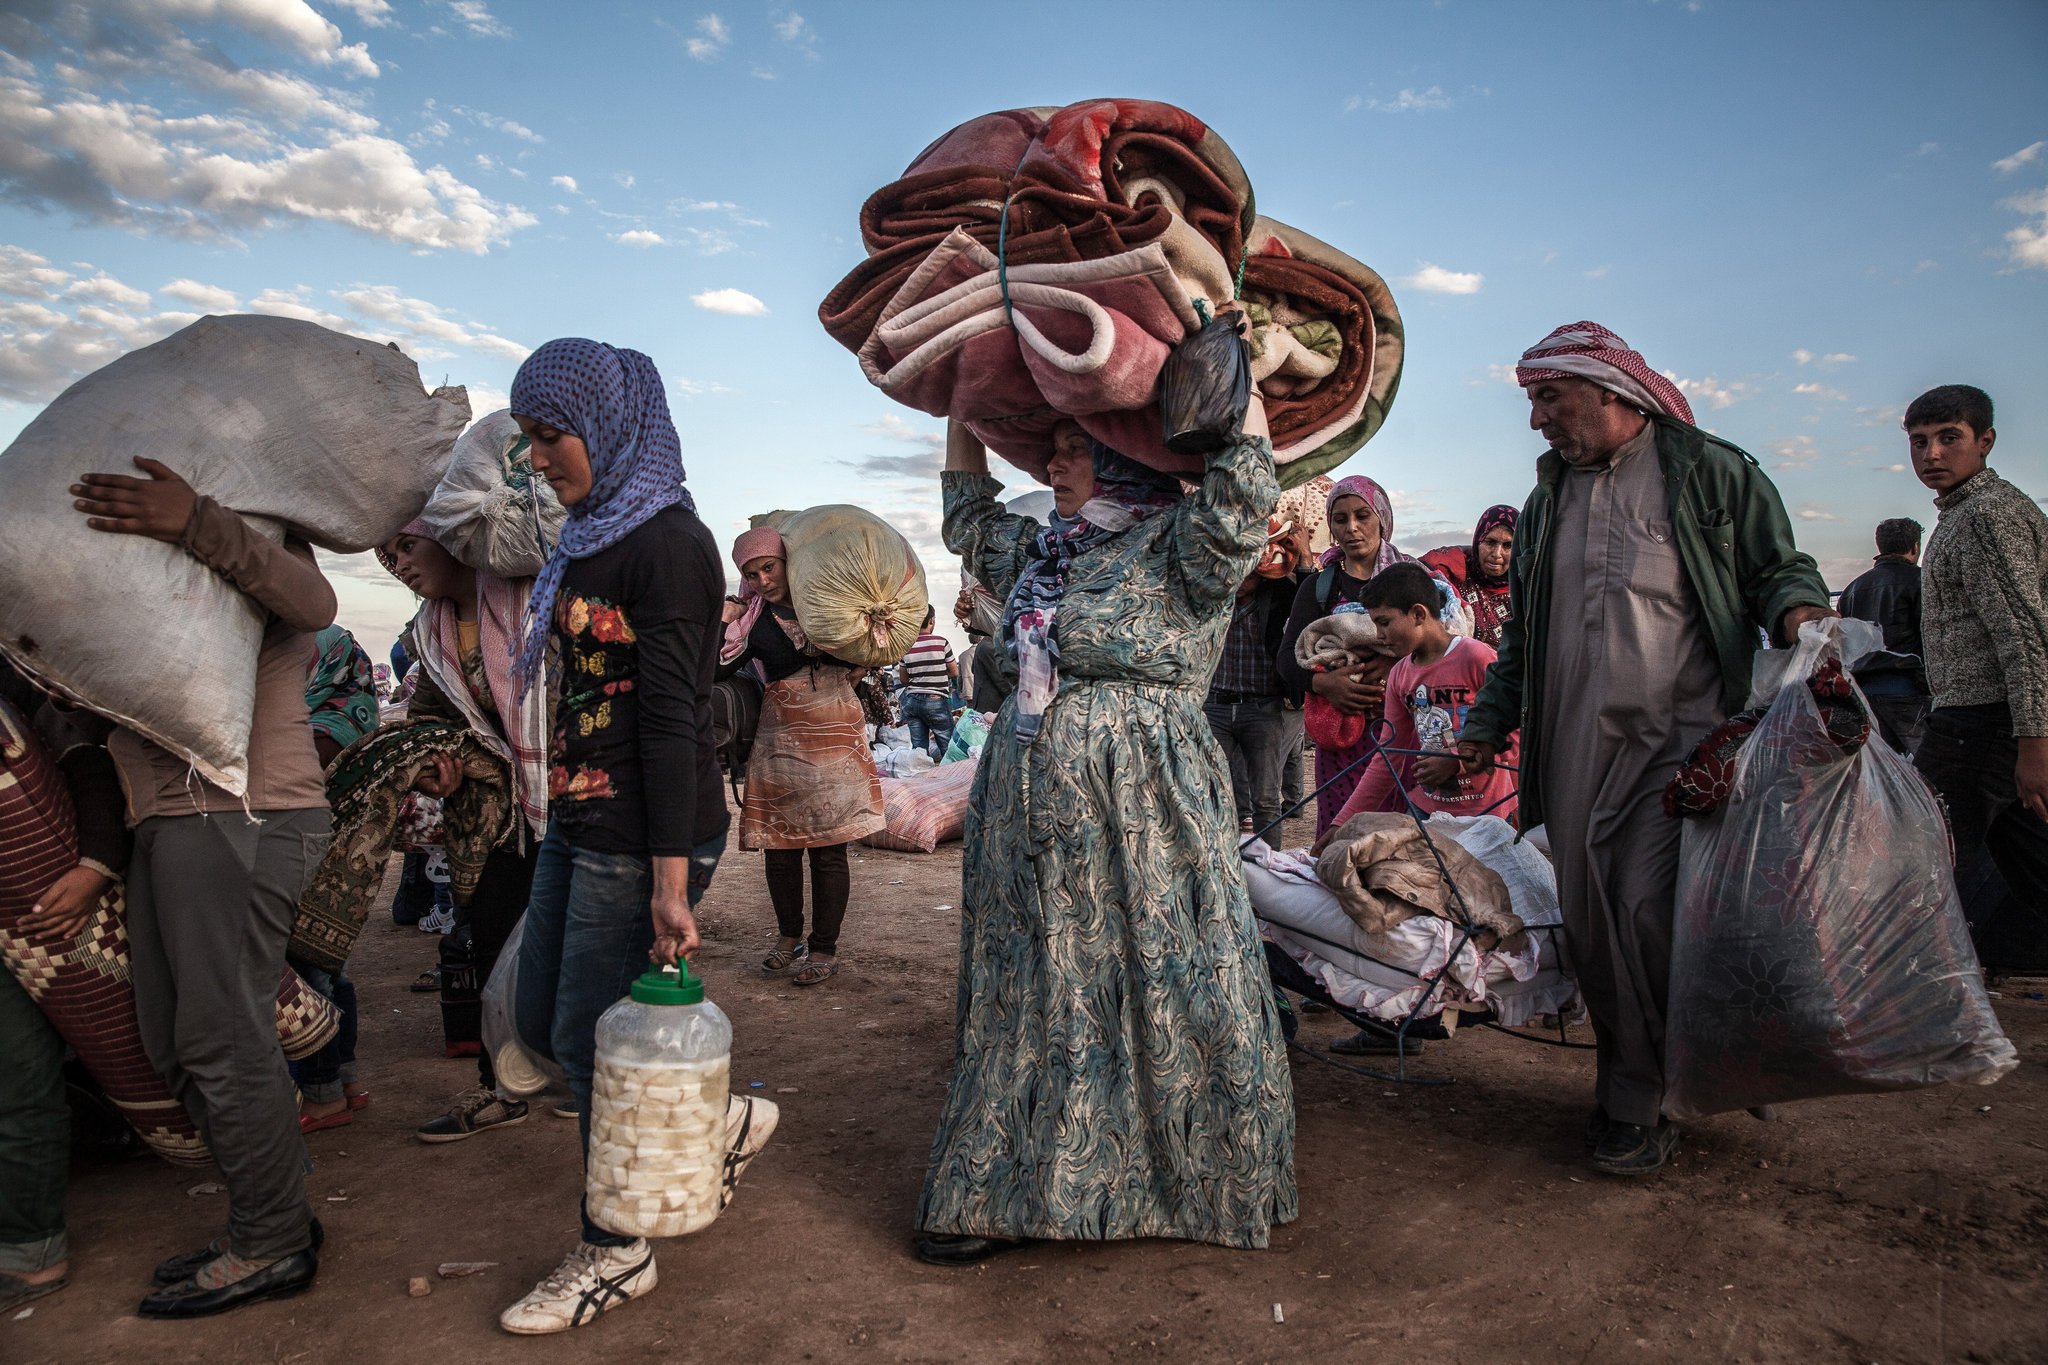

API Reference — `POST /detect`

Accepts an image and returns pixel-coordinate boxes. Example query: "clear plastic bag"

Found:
[481,913,564,1099]
[1663,619,2016,1119]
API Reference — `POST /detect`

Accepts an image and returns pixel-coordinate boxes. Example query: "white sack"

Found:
[420,410,565,577]
[0,315,469,793]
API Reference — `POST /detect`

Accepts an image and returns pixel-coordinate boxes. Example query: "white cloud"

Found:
[551,174,578,192]
[1791,349,1855,367]
[1399,263,1483,295]
[614,229,667,247]
[454,105,541,143]
[0,12,532,254]
[688,13,731,59]
[691,288,767,316]
[0,253,529,405]
[1771,436,1821,469]
[1794,382,1847,401]
[680,226,736,254]
[332,283,529,361]
[1664,372,1749,409]
[676,198,740,212]
[1476,363,1520,387]
[1583,264,1610,279]
[1369,86,1452,114]
[774,12,811,41]
[1875,463,1908,473]
[0,245,74,299]
[1993,140,2044,174]
[162,278,241,311]
[1917,141,1941,157]
[2002,185,2048,271]
[1791,348,1814,365]
[324,0,396,27]
[1342,94,1362,114]
[1795,504,1838,522]
[446,1,510,38]
[66,272,152,311]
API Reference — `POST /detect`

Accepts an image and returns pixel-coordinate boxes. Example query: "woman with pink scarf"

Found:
[376,518,552,1141]
[1274,475,1414,832]
[719,525,884,988]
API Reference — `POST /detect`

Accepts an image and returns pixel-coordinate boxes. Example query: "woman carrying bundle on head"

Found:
[1422,504,1518,650]
[1275,475,1414,834]
[914,348,1295,1267]
[718,526,885,989]
[369,518,552,1142]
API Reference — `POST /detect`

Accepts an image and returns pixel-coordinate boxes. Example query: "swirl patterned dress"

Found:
[918,434,1297,1249]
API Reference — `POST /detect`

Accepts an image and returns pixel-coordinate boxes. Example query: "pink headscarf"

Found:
[1318,475,1408,574]
[1514,321,1695,424]
[722,526,787,664]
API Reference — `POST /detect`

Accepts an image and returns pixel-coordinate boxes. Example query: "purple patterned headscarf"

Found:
[1317,474,1407,574]
[509,337,695,692]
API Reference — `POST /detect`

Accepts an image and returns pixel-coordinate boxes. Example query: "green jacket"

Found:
[1462,415,1831,830]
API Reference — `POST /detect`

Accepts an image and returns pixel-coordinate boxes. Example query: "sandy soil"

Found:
[4,802,2045,1365]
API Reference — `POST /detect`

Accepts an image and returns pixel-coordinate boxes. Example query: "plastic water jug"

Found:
[585,962,732,1238]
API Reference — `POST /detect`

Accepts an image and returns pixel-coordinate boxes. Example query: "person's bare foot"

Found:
[0,1259,69,1313]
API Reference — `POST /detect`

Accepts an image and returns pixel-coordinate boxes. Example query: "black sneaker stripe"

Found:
[570,1251,651,1326]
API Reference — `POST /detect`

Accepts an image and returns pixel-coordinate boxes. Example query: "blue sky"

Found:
[2,0,2043,664]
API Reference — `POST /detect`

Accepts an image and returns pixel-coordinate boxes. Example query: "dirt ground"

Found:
[4,800,2045,1365]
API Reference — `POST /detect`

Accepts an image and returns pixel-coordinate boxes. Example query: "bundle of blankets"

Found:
[819,99,1404,487]
[1243,812,1574,1026]
[290,721,516,973]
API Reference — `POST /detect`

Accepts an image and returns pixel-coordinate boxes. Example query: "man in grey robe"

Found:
[1458,322,1833,1176]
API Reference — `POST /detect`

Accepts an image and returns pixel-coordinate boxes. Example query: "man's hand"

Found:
[1312,667,1384,716]
[2019,737,2048,823]
[19,865,110,945]
[1415,753,1464,792]
[649,856,701,966]
[72,457,198,542]
[1457,739,1500,776]
[413,751,464,798]
[1777,603,1839,646]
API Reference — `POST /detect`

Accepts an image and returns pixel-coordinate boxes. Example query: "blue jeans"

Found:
[902,691,954,758]
[288,960,358,1105]
[514,826,727,1246]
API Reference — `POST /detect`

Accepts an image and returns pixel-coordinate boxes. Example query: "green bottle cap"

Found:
[629,961,705,1005]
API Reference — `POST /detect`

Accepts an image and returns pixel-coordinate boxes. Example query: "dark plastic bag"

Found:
[1663,620,2016,1120]
[1159,310,1252,454]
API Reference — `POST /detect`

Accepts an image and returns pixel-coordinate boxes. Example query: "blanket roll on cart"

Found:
[0,314,470,794]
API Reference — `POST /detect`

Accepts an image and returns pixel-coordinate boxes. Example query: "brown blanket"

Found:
[1314,811,1524,947]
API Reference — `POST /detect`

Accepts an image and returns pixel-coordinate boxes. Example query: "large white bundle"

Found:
[420,410,565,577]
[0,314,469,793]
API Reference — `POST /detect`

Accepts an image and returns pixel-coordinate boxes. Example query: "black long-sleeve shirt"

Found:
[547,505,729,857]
[717,604,859,684]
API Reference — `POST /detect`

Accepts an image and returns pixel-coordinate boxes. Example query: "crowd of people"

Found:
[1,314,2042,1336]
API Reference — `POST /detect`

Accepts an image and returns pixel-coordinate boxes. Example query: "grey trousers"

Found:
[1545,788,1681,1129]
[127,809,330,1262]
[1204,696,1296,829]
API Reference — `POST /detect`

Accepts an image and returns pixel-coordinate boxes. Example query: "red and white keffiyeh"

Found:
[1514,321,1695,425]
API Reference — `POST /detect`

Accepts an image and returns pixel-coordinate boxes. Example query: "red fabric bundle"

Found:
[0,696,338,1165]
[860,758,979,854]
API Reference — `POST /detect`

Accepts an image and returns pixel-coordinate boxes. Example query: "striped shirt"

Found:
[902,633,955,695]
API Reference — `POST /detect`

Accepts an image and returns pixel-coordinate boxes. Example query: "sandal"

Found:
[762,941,810,975]
[792,955,839,987]
[300,1106,353,1135]
[410,967,440,993]
[345,1085,370,1113]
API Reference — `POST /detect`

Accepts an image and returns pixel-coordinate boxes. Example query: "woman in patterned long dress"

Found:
[914,397,1297,1265]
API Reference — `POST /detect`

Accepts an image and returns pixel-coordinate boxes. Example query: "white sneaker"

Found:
[417,904,455,935]
[720,1095,779,1210]
[498,1240,656,1335]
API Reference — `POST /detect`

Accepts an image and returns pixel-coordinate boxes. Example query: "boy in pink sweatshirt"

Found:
[1329,563,1518,825]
